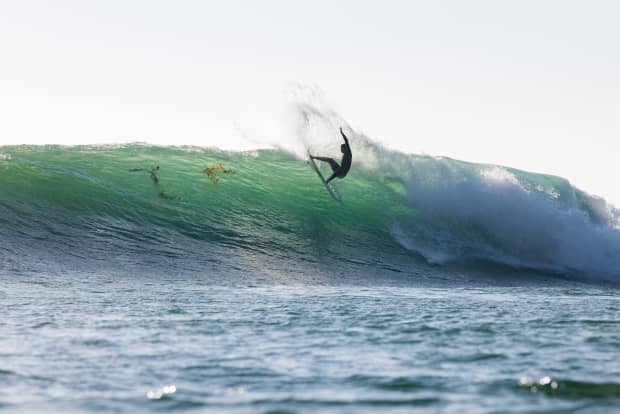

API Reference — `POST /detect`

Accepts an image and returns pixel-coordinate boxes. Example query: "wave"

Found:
[1,107,619,284]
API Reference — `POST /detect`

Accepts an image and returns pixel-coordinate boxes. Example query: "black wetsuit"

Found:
[313,128,352,183]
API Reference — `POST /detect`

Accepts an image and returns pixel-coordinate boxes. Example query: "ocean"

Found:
[1,142,619,413]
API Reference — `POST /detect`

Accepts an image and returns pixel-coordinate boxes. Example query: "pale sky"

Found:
[1,1,619,206]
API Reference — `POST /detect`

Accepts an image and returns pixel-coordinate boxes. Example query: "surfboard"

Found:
[307,150,343,203]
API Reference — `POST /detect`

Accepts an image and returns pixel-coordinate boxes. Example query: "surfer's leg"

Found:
[313,157,340,173]
[326,170,342,183]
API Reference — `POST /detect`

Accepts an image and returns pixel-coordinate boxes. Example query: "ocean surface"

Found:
[1,141,619,413]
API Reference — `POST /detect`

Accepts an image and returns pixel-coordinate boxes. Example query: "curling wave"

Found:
[1,134,619,285]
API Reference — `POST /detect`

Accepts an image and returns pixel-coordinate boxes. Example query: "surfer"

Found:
[310,127,352,183]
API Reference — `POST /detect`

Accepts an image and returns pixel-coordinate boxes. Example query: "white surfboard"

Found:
[307,150,343,203]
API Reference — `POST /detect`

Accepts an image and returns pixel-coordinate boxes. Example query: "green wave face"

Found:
[0,145,414,280]
[1,144,619,283]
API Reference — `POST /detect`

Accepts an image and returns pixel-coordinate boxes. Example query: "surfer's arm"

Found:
[340,127,349,144]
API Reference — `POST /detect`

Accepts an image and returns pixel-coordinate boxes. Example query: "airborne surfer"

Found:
[310,127,352,183]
